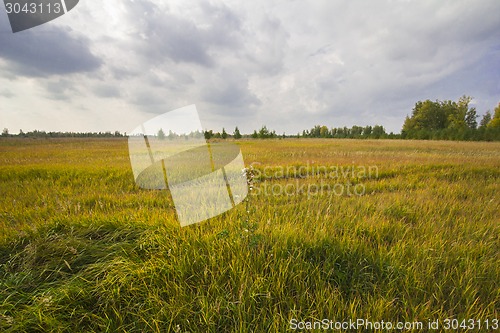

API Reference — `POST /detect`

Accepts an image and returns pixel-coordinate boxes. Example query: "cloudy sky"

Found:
[1,0,499,135]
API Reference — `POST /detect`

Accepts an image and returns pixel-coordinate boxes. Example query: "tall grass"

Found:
[0,138,498,332]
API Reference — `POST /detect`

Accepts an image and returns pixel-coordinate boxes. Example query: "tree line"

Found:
[1,129,125,138]
[402,96,500,141]
[2,96,499,141]
[204,124,392,139]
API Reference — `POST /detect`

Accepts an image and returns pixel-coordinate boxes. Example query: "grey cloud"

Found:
[146,70,194,88]
[0,24,102,77]
[0,89,14,98]
[2,0,499,136]
[310,1,499,111]
[111,67,139,80]
[120,0,246,68]
[92,84,121,98]
[130,89,167,107]
[123,1,213,67]
[200,68,261,109]
[198,2,243,49]
[203,80,261,108]
[44,79,79,100]
[148,18,214,67]
[421,48,500,113]
[243,14,289,76]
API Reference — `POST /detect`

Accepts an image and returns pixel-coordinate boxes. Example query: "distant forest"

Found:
[2,96,499,141]
[401,96,500,141]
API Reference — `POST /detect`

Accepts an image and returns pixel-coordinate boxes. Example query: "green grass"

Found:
[0,138,499,332]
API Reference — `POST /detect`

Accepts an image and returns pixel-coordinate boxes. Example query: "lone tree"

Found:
[2,128,8,136]
[157,128,166,140]
[233,126,242,139]
[221,128,228,139]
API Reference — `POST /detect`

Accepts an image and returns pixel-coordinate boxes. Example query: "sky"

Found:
[0,0,499,135]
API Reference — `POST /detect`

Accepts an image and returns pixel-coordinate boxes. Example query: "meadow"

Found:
[0,137,498,332]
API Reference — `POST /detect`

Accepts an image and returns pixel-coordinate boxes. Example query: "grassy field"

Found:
[0,138,499,332]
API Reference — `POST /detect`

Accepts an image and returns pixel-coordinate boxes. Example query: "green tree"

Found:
[402,100,446,133]
[487,103,500,128]
[479,111,492,128]
[233,126,242,139]
[372,125,386,139]
[465,107,478,129]
[157,128,166,140]
[2,128,8,136]
[311,125,321,138]
[447,96,472,130]
[402,96,477,139]
[221,128,228,139]
[319,125,329,138]
[351,126,363,138]
[334,127,345,138]
[363,126,372,137]
[258,126,270,138]
[204,130,213,140]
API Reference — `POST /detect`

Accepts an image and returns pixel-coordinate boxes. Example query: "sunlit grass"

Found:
[0,138,499,331]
